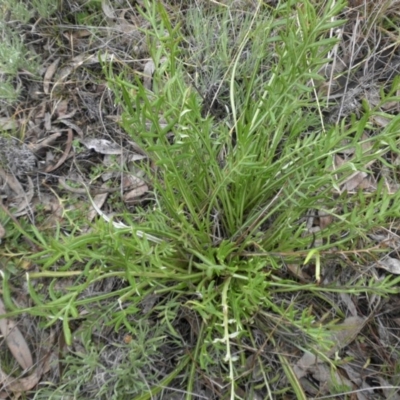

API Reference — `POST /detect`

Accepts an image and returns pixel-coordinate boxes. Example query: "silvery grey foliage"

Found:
[0,137,37,176]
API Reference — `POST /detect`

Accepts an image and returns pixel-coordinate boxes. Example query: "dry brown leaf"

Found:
[342,171,368,191]
[328,316,366,351]
[44,129,73,173]
[87,190,109,222]
[43,58,60,95]
[128,153,147,162]
[44,112,52,131]
[121,173,148,202]
[318,210,333,230]
[334,153,345,168]
[101,0,116,19]
[32,193,63,223]
[80,138,123,155]
[378,377,400,400]
[341,364,364,387]
[357,175,374,190]
[71,29,92,38]
[308,363,353,395]
[377,257,400,274]
[115,15,140,34]
[54,99,70,118]
[286,264,311,282]
[339,293,358,317]
[71,52,113,67]
[359,132,372,153]
[33,101,46,119]
[143,60,155,90]
[0,168,25,197]
[58,119,83,137]
[377,322,391,347]
[57,109,76,120]
[100,163,120,181]
[123,184,149,202]
[369,232,400,249]
[33,132,62,152]
[0,366,41,393]
[333,134,376,192]
[340,159,376,192]
[294,316,366,379]
[121,174,145,188]
[0,298,33,371]
[294,351,317,379]
[0,117,18,131]
[0,222,5,239]
[54,65,73,88]
[13,176,34,217]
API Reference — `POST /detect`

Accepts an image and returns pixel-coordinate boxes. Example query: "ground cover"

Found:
[1,0,400,399]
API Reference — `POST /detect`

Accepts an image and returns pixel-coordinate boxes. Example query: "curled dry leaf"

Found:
[294,316,366,379]
[85,186,162,244]
[54,99,70,119]
[101,153,147,181]
[0,222,5,239]
[360,133,372,153]
[54,65,73,88]
[70,52,113,68]
[286,263,311,283]
[80,138,123,155]
[0,366,43,395]
[123,184,149,202]
[377,257,400,275]
[378,376,400,400]
[128,153,147,162]
[70,52,111,68]
[342,171,368,191]
[0,117,18,131]
[44,112,52,131]
[0,298,33,371]
[101,0,116,19]
[33,132,62,152]
[339,292,358,317]
[371,114,391,127]
[114,12,141,34]
[0,168,25,198]
[377,322,391,347]
[43,58,60,95]
[121,174,145,189]
[333,133,376,192]
[13,176,35,217]
[122,173,148,202]
[70,29,92,39]
[58,119,83,137]
[304,362,353,396]
[318,209,333,230]
[334,153,345,168]
[87,189,109,222]
[143,60,156,90]
[324,316,366,354]
[44,129,73,173]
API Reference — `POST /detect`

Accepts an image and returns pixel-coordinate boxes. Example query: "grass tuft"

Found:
[2,0,400,398]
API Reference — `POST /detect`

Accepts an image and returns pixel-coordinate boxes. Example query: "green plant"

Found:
[0,28,39,99]
[104,0,400,395]
[3,0,400,398]
[0,0,49,103]
[0,0,58,22]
